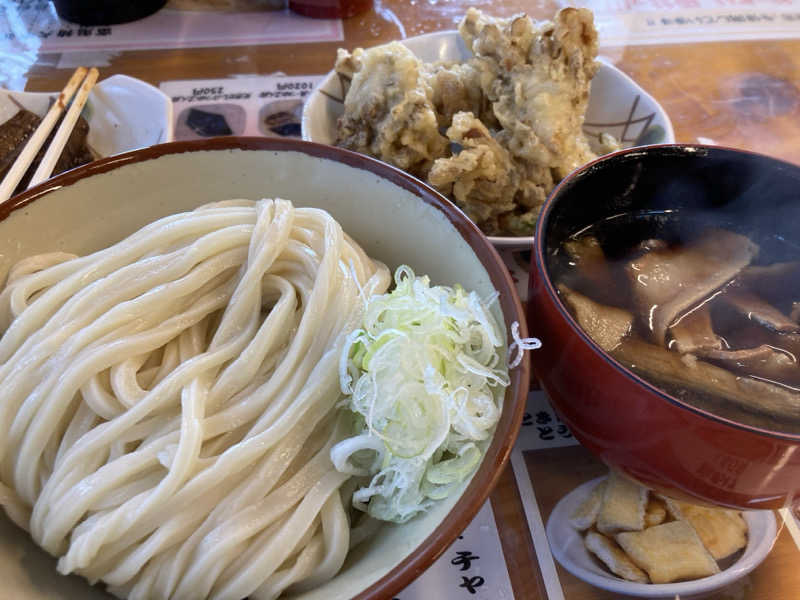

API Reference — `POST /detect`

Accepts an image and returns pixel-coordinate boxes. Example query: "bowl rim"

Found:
[532,142,800,443]
[545,475,778,597]
[2,136,531,600]
[300,28,676,250]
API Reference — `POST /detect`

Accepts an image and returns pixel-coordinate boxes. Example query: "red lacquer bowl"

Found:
[528,144,800,510]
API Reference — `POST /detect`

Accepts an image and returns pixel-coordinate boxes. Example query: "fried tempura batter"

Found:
[334,8,618,236]
[428,112,518,232]
[335,42,447,178]
[423,60,496,127]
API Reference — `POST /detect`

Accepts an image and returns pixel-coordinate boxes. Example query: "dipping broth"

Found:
[550,209,800,435]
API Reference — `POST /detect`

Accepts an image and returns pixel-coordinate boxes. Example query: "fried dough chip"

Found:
[596,470,647,535]
[569,479,606,530]
[660,495,684,521]
[585,531,649,583]
[616,521,721,583]
[663,499,748,560]
[644,498,667,527]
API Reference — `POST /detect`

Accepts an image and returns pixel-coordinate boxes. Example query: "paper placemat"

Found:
[6,1,342,53]
[160,75,324,140]
[398,501,515,600]
[563,0,800,46]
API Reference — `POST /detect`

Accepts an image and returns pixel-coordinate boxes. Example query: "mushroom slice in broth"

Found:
[668,305,722,355]
[613,338,800,428]
[719,289,800,334]
[559,284,633,352]
[625,229,758,346]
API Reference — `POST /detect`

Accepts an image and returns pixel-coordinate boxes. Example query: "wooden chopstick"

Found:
[27,68,99,191]
[0,67,89,204]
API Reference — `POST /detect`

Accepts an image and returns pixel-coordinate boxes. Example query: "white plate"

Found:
[301,30,675,250]
[0,74,173,162]
[546,477,777,598]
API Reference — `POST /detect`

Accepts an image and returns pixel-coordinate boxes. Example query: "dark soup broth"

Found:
[550,210,800,435]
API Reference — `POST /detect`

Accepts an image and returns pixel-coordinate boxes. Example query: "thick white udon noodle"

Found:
[0,198,391,600]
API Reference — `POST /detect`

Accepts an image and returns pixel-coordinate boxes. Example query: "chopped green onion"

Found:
[332,267,508,523]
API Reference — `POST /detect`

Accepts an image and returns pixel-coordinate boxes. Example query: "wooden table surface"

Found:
[22,0,800,166]
[15,1,800,598]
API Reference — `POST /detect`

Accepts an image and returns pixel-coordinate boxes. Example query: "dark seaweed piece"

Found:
[186,108,233,137]
[53,116,92,173]
[1,110,94,194]
[269,122,301,137]
[264,110,301,137]
[0,109,42,179]
[17,116,93,192]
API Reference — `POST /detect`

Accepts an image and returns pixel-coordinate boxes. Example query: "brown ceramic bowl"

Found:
[528,144,800,510]
[0,138,529,599]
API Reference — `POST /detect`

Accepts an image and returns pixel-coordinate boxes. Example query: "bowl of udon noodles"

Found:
[528,144,800,510]
[0,138,529,599]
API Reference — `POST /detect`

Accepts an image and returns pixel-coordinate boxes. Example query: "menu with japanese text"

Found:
[565,0,800,46]
[161,75,323,140]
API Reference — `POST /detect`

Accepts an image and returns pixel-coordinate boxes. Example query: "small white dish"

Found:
[301,30,675,250]
[546,477,777,598]
[0,74,174,161]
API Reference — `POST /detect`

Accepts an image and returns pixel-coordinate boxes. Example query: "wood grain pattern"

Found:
[490,464,547,600]
[612,40,800,165]
[22,1,800,170]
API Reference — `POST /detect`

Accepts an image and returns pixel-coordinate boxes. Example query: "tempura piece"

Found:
[428,112,519,234]
[423,60,496,127]
[335,42,447,178]
[616,521,721,583]
[459,8,536,69]
[461,7,609,180]
[333,46,361,80]
[333,8,616,237]
[458,8,614,234]
[596,470,648,535]
[585,531,649,583]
